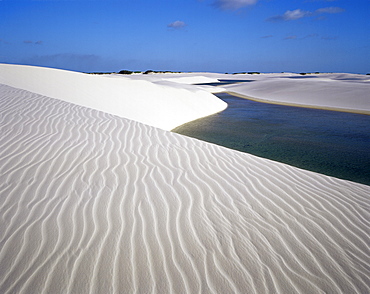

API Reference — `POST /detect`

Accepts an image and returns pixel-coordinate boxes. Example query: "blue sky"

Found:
[1,0,369,73]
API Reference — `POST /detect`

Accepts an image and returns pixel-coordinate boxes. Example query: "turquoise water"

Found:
[173,93,370,185]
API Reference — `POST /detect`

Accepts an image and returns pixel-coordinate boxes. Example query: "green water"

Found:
[173,93,370,185]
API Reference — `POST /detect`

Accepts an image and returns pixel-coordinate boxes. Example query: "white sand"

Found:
[217,72,370,114]
[0,65,369,293]
[0,64,227,131]
[119,71,370,113]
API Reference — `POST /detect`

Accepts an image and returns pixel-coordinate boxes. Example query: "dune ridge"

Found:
[0,64,227,131]
[1,83,369,293]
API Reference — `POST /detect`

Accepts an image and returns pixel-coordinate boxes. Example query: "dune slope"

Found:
[0,83,369,294]
[0,64,227,130]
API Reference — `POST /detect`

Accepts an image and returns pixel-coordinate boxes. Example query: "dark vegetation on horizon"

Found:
[87,70,264,75]
[231,72,260,75]
[86,69,184,75]
[86,70,370,75]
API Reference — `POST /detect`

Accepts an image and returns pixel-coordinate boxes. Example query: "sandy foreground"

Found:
[0,64,369,293]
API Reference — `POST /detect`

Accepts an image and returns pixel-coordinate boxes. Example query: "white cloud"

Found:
[315,7,345,14]
[214,0,257,10]
[284,9,311,20]
[167,21,186,29]
[282,34,319,40]
[23,40,43,45]
[267,9,310,21]
[267,6,344,22]
[284,35,298,40]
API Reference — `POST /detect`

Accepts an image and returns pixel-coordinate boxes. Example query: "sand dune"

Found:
[0,64,227,131]
[1,82,369,293]
[113,71,370,114]
[219,73,370,114]
[136,71,370,113]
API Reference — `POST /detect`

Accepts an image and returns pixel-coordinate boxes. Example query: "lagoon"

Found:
[173,93,370,185]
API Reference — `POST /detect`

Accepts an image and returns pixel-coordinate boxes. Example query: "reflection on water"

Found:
[173,93,370,185]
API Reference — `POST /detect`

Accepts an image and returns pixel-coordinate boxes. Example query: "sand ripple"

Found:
[0,84,369,293]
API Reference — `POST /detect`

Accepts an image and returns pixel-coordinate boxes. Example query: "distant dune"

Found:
[133,71,370,115]
[0,64,369,293]
[223,72,370,115]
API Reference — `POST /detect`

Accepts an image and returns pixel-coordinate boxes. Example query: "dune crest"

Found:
[0,64,227,130]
